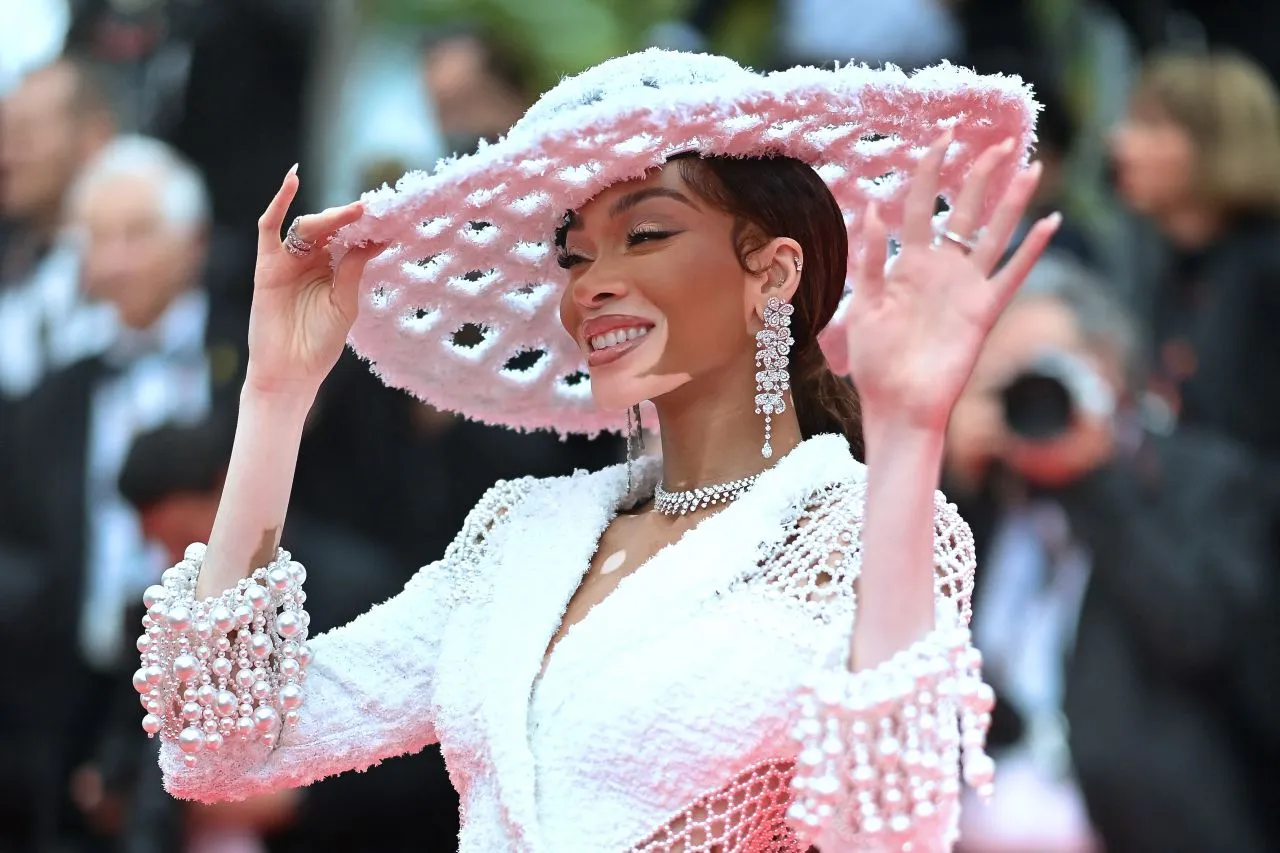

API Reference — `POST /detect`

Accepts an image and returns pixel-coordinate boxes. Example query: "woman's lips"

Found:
[587,331,649,367]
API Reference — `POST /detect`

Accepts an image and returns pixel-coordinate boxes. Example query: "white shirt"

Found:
[79,289,212,669]
[962,502,1099,853]
[0,237,115,398]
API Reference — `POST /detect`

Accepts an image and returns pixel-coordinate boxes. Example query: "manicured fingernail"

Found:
[288,163,299,176]
[1000,137,1015,153]
[1045,212,1062,229]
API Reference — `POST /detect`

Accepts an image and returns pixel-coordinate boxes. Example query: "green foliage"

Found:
[368,0,687,90]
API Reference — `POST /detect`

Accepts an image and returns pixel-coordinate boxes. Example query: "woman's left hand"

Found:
[844,133,1059,435]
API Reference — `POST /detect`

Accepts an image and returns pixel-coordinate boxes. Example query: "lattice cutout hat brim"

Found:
[330,50,1038,436]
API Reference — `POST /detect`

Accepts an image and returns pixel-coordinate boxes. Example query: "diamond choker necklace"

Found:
[653,473,761,517]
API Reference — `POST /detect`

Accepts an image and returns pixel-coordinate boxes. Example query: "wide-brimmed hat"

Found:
[331,49,1037,435]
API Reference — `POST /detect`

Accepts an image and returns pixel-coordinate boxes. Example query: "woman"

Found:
[134,51,1055,850]
[1111,49,1280,848]
[1110,50,1280,465]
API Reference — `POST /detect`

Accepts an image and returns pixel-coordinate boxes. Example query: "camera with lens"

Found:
[999,350,1116,441]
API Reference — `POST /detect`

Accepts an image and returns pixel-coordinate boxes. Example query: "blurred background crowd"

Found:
[1,0,1278,851]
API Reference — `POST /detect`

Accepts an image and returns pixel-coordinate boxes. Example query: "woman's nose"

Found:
[570,262,627,308]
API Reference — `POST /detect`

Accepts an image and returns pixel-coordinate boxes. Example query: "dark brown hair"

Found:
[674,154,864,459]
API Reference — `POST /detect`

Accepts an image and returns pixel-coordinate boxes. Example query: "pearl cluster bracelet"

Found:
[133,543,311,767]
[787,625,995,843]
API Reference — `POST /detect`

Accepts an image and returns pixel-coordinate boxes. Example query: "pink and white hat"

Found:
[331,49,1037,435]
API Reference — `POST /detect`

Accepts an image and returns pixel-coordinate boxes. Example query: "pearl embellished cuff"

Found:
[787,625,995,845]
[134,543,312,767]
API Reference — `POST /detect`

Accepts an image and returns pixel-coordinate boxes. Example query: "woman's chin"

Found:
[589,372,690,413]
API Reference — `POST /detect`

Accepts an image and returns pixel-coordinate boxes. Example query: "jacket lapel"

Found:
[475,463,634,850]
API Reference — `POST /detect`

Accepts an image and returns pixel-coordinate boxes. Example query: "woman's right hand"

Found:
[246,165,387,397]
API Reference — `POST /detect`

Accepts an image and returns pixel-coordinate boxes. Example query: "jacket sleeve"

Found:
[147,478,529,803]
[789,492,992,851]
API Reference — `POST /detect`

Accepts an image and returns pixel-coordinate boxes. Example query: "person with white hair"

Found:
[0,134,222,851]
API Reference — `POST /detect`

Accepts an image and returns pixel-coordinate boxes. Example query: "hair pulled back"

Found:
[673,154,864,459]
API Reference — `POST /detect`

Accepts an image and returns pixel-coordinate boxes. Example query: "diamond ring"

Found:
[283,217,316,258]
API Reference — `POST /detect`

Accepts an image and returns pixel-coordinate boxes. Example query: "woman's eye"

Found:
[556,252,587,270]
[626,229,674,247]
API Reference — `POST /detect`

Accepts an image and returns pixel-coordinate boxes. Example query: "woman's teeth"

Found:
[589,326,649,351]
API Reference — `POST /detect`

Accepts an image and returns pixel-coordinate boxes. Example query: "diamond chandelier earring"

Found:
[754,295,794,459]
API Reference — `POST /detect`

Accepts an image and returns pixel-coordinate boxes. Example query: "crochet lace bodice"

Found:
[152,434,981,852]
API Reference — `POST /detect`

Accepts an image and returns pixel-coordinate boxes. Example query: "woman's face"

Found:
[557,163,775,412]
[1110,98,1198,215]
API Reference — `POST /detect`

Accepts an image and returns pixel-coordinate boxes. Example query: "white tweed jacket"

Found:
[158,434,978,852]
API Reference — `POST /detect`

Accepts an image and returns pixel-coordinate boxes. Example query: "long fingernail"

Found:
[1045,212,1062,230]
[288,163,299,177]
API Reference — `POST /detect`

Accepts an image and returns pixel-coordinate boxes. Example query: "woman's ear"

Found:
[746,237,804,321]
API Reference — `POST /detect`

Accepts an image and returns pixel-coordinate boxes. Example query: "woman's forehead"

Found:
[576,162,691,214]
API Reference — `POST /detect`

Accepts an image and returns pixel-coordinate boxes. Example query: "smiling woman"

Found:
[131,50,1053,852]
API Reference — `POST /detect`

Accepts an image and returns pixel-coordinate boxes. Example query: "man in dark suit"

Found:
[99,418,462,853]
[0,135,241,852]
[945,254,1275,852]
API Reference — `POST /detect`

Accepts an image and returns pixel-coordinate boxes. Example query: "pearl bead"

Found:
[219,718,234,735]
[245,584,270,612]
[253,705,279,732]
[184,543,207,562]
[297,644,313,666]
[141,714,161,734]
[195,621,213,640]
[261,732,276,748]
[288,561,306,584]
[963,753,995,788]
[203,719,217,733]
[235,668,255,690]
[173,654,199,682]
[212,657,232,679]
[234,605,253,626]
[250,634,273,659]
[161,567,186,588]
[279,683,304,710]
[211,606,235,633]
[133,668,152,694]
[251,680,270,700]
[178,727,205,753]
[166,606,193,633]
[182,702,202,721]
[136,634,152,653]
[184,754,199,768]
[267,567,292,591]
[279,658,300,678]
[142,585,169,609]
[214,690,238,716]
[235,717,255,739]
[205,731,223,752]
[146,699,161,714]
[239,702,253,717]
[197,684,216,705]
[284,710,300,727]
[183,687,197,702]
[276,611,301,638]
[281,642,298,658]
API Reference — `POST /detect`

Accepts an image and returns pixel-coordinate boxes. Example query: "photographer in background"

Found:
[947,253,1275,853]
